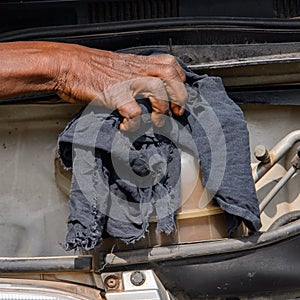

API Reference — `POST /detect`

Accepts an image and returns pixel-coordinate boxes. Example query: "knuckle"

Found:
[148,77,165,91]
[180,69,186,82]
[164,66,177,79]
[156,78,166,90]
[146,77,159,89]
[177,85,188,100]
[154,55,178,79]
[164,54,177,65]
[118,101,142,119]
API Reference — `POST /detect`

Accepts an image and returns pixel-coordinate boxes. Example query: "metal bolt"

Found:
[130,271,145,286]
[104,275,119,289]
[254,145,270,163]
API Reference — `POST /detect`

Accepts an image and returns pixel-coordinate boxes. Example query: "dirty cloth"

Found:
[58,62,261,251]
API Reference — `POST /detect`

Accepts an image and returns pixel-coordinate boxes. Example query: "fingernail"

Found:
[120,118,128,131]
[119,124,126,131]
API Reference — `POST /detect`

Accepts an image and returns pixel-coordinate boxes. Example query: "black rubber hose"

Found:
[269,210,300,231]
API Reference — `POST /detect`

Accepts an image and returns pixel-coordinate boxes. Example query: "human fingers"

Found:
[95,77,181,129]
[118,101,142,131]
[130,77,169,127]
[163,79,188,116]
[93,81,142,131]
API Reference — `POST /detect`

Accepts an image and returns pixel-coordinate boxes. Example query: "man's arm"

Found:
[0,42,58,97]
[0,42,187,130]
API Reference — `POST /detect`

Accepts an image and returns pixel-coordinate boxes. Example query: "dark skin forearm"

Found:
[0,41,187,130]
[0,42,58,97]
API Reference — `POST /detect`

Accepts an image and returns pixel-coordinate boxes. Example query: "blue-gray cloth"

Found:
[58,64,261,251]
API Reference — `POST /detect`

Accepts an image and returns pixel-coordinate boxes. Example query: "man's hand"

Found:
[0,42,188,130]
[53,43,187,130]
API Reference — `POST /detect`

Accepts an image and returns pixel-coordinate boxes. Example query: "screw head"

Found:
[130,271,145,286]
[254,145,270,163]
[104,275,119,289]
[254,145,267,158]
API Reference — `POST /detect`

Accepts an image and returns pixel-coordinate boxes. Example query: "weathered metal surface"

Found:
[0,104,81,257]
[254,145,271,163]
[98,221,300,298]
[252,130,300,182]
[102,270,171,300]
[0,256,92,273]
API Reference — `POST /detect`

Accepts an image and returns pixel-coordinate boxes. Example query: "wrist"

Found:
[25,42,69,93]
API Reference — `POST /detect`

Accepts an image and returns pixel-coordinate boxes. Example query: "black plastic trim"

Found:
[3,17,300,42]
[101,219,300,268]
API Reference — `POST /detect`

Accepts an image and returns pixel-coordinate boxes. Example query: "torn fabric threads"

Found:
[58,65,261,251]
